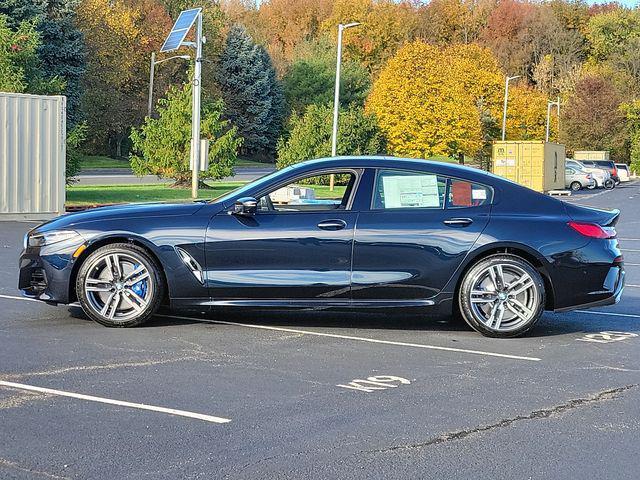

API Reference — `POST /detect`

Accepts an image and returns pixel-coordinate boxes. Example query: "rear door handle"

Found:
[317,219,347,231]
[443,218,473,227]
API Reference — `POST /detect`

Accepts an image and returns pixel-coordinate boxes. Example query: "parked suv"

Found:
[580,160,620,184]
[615,163,630,182]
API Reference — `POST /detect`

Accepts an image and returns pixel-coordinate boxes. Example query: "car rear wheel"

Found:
[570,181,582,191]
[458,254,545,338]
[76,243,165,327]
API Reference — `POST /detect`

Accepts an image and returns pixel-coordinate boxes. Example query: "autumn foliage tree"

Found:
[322,0,418,73]
[560,74,627,160]
[77,0,172,156]
[505,84,553,141]
[367,41,503,161]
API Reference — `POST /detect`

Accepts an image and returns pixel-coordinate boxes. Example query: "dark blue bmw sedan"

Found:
[18,157,625,338]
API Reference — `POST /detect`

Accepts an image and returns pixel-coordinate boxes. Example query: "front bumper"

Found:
[18,241,85,304]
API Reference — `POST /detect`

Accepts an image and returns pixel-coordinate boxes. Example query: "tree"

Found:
[0,14,62,93]
[77,0,173,157]
[481,1,586,91]
[253,0,334,72]
[216,24,285,158]
[322,0,419,73]
[276,103,385,177]
[505,84,554,141]
[367,41,503,161]
[560,74,628,161]
[282,36,370,114]
[0,0,87,124]
[418,0,496,45]
[130,82,242,186]
[623,100,640,174]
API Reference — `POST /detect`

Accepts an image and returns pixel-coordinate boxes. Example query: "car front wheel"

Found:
[76,243,165,327]
[458,254,545,338]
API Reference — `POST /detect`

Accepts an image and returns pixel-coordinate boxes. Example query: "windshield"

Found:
[210,164,299,204]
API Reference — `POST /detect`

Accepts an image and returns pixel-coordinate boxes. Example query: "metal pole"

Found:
[556,96,560,143]
[329,24,344,191]
[148,52,155,118]
[501,76,509,141]
[190,12,203,199]
[545,101,552,142]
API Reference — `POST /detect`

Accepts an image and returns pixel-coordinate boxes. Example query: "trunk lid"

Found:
[563,203,620,226]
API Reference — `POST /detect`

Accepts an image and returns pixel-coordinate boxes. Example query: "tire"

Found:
[569,181,582,191]
[458,254,545,338]
[76,243,165,327]
[604,179,615,190]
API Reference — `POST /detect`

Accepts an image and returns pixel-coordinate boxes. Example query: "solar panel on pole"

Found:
[160,7,201,53]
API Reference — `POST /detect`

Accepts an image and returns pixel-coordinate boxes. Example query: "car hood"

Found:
[36,202,209,232]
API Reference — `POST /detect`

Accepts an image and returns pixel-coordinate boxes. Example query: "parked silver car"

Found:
[565,166,594,191]
[566,159,613,189]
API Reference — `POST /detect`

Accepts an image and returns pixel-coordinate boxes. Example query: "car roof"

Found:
[288,156,501,184]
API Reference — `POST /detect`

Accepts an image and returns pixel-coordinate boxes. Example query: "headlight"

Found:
[28,230,81,247]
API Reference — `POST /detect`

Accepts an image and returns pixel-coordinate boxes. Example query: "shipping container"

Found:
[0,92,66,220]
[574,150,610,161]
[492,141,565,193]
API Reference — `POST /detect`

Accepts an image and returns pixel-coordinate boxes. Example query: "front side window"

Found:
[257,171,356,212]
[373,170,446,209]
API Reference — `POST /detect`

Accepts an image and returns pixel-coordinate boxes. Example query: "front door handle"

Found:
[317,219,347,231]
[443,218,473,227]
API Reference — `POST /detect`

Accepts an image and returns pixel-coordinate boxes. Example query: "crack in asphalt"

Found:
[365,384,638,454]
[0,458,70,479]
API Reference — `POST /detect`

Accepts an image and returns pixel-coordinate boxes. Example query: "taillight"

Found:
[612,167,618,177]
[568,221,616,239]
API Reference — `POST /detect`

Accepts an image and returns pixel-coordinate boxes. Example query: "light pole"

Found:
[330,21,360,190]
[546,96,560,142]
[189,12,204,199]
[147,53,191,117]
[501,75,520,141]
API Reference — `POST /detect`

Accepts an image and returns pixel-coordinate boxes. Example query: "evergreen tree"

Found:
[217,24,285,159]
[0,0,86,124]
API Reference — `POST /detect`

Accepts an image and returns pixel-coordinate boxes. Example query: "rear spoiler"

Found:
[563,203,620,227]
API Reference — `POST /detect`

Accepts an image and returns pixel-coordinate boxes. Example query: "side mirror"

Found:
[232,197,257,216]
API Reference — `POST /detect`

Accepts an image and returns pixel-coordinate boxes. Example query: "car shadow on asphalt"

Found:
[67,304,639,339]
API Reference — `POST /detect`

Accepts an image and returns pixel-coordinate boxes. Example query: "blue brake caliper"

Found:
[130,263,148,298]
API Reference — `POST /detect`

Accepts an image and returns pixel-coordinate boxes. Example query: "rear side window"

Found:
[447,179,493,208]
[373,170,446,209]
[373,169,493,210]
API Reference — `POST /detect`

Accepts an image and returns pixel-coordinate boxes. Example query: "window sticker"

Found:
[382,175,441,208]
[472,188,487,200]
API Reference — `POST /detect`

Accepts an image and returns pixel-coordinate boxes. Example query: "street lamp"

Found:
[501,75,520,141]
[147,52,191,117]
[330,21,361,190]
[545,96,560,142]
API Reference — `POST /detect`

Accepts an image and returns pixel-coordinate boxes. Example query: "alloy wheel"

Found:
[83,252,154,322]
[467,263,539,332]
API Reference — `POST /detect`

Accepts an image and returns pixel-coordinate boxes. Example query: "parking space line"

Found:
[574,310,640,319]
[0,380,231,424]
[622,249,640,252]
[0,293,41,302]
[157,314,541,362]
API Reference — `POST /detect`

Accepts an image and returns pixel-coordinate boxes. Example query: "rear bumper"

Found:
[554,266,624,312]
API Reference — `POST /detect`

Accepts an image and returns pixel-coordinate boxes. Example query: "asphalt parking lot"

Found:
[1,182,639,479]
